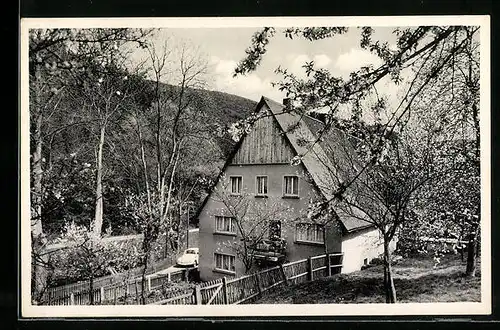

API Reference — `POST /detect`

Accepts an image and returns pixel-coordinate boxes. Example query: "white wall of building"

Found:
[341,227,385,273]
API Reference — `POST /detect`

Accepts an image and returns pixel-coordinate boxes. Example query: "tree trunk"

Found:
[466,228,478,277]
[163,146,181,257]
[177,202,182,253]
[383,239,397,303]
[383,263,388,286]
[186,205,190,249]
[460,224,465,262]
[31,74,48,304]
[93,124,106,236]
[140,254,148,305]
[135,117,152,214]
[89,276,94,305]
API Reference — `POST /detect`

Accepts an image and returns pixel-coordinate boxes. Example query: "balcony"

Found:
[250,238,287,266]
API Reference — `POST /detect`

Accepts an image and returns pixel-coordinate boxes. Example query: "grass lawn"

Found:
[254,254,481,304]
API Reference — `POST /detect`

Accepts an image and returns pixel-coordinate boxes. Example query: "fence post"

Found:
[194,285,202,305]
[222,277,229,304]
[167,272,171,282]
[100,287,105,303]
[327,253,332,277]
[308,256,313,281]
[70,292,75,305]
[279,264,289,286]
[147,276,152,292]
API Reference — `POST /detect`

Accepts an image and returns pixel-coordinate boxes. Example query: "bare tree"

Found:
[121,193,163,304]
[129,37,210,258]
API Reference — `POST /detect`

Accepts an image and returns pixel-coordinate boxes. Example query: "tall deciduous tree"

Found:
[71,58,142,237]
[29,27,152,303]
[397,29,480,276]
[123,38,211,258]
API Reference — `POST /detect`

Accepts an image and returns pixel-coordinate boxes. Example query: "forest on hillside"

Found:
[38,79,256,239]
[28,28,258,298]
[30,29,256,241]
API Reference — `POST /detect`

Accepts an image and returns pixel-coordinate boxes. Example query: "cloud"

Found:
[209,56,284,102]
[334,48,383,73]
[313,54,332,68]
[286,54,332,77]
[286,54,309,77]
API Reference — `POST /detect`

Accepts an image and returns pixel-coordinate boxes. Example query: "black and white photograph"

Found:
[20,16,491,317]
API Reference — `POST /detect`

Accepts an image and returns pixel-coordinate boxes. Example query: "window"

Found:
[295,223,324,243]
[215,216,236,233]
[256,176,268,196]
[230,176,242,195]
[214,253,236,272]
[283,175,299,196]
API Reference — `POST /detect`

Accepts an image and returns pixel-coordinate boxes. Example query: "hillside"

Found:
[40,79,257,237]
[253,254,480,304]
[159,83,258,157]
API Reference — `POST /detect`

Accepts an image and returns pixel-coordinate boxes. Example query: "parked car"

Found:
[176,248,199,267]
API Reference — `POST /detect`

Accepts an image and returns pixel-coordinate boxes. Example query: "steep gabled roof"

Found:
[195,96,372,233]
[262,97,372,232]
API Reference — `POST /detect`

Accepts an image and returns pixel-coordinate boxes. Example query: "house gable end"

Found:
[230,104,296,165]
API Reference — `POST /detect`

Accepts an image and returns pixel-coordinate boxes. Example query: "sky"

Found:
[129,27,402,105]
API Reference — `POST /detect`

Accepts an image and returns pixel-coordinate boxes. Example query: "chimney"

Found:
[283,98,293,110]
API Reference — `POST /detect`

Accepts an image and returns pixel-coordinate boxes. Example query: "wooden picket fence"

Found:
[150,252,343,305]
[43,267,195,305]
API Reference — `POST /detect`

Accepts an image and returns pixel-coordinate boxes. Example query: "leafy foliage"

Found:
[232,24,481,301]
[50,223,139,290]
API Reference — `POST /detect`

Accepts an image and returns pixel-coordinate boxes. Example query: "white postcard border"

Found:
[20,15,491,318]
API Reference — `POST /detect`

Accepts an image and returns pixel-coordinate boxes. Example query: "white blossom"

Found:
[290,155,302,166]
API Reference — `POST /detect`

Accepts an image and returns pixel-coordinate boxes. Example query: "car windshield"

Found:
[186,249,197,254]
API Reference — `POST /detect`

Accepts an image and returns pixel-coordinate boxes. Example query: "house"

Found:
[196,96,392,281]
